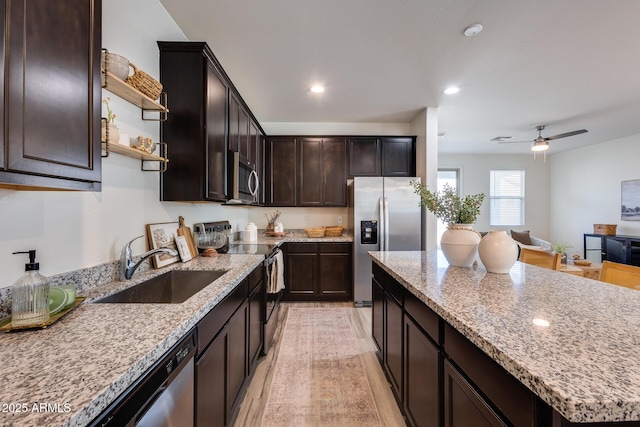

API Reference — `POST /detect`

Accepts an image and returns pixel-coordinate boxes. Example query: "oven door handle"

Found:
[264,254,277,267]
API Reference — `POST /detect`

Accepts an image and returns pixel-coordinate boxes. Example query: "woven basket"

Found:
[304,227,326,238]
[325,226,344,237]
[126,63,163,100]
[593,224,617,235]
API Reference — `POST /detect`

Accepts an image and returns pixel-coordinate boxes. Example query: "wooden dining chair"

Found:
[599,261,640,290]
[519,248,561,270]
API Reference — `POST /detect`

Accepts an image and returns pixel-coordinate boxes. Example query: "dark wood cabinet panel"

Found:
[227,301,248,418]
[229,93,239,153]
[196,324,228,427]
[322,138,347,206]
[239,107,250,161]
[0,0,101,190]
[444,359,507,427]
[348,137,380,177]
[385,294,403,402]
[372,277,384,354]
[404,314,441,427]
[297,138,323,206]
[248,278,264,373]
[249,121,258,168]
[159,42,229,202]
[284,243,352,301]
[266,138,297,206]
[381,137,415,177]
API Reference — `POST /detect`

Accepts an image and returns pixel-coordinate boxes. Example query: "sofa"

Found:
[508,229,551,251]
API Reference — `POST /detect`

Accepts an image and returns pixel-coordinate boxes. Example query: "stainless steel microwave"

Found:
[227,151,259,204]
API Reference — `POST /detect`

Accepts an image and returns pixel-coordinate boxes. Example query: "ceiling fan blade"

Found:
[544,129,588,140]
[497,140,532,144]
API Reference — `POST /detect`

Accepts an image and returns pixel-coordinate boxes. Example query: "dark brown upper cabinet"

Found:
[348,137,416,178]
[265,137,297,206]
[297,138,347,207]
[0,0,102,191]
[159,42,229,202]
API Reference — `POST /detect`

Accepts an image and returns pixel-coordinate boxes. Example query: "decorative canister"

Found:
[101,122,120,144]
[478,230,519,274]
[440,224,482,267]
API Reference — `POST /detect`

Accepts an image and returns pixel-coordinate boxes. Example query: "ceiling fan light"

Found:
[531,140,549,151]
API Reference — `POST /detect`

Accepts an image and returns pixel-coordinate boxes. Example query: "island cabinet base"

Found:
[371,261,640,427]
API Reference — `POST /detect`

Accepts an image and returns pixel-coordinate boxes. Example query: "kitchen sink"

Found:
[94,270,228,304]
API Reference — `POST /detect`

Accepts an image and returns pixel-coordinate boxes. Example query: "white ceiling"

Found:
[159,0,640,154]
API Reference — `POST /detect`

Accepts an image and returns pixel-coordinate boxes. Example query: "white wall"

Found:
[438,153,550,239]
[550,134,640,256]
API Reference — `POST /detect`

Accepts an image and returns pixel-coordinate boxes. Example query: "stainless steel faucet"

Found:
[121,235,179,280]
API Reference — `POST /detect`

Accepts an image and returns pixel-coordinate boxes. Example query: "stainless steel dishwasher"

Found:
[89,328,196,427]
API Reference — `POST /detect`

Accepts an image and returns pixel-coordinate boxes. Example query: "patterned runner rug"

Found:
[261,307,382,426]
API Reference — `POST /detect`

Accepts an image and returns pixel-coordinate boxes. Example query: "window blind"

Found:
[490,170,524,226]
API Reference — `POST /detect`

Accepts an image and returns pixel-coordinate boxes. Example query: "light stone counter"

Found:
[0,254,263,427]
[369,250,640,423]
[234,228,353,245]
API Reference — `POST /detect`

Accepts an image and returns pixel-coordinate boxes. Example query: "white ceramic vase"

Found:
[101,122,120,144]
[440,224,481,267]
[478,230,519,274]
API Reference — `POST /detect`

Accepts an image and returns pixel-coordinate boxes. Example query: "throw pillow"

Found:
[511,230,533,245]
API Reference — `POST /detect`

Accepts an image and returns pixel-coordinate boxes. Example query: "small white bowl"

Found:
[102,52,130,81]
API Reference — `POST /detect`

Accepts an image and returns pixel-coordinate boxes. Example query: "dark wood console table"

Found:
[584,233,640,266]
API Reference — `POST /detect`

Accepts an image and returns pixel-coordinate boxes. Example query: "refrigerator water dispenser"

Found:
[361,220,378,244]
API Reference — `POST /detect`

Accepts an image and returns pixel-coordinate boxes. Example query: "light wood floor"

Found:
[234,302,406,426]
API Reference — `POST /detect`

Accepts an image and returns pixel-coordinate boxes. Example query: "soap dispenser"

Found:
[11,250,50,327]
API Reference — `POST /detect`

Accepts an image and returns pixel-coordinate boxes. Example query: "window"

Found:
[490,170,524,226]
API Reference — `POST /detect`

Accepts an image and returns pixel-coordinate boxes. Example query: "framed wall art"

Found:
[146,222,181,268]
[621,179,640,221]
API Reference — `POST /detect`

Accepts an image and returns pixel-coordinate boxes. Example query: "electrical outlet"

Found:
[304,215,309,225]
[337,216,343,224]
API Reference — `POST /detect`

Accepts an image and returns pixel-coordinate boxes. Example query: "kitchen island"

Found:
[370,250,640,426]
[0,254,263,427]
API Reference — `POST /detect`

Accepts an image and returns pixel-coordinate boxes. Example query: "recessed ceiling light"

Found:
[310,85,325,93]
[463,24,483,37]
[532,318,550,327]
[443,86,460,95]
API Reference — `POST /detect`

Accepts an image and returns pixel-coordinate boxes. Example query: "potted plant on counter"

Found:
[412,181,485,267]
[551,241,573,264]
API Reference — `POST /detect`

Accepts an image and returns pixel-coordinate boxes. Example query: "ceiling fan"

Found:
[496,125,588,152]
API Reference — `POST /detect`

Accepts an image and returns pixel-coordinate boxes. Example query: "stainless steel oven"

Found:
[227,151,259,205]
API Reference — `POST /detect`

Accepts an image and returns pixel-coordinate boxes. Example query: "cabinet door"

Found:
[196,325,228,427]
[372,276,384,354]
[266,138,297,206]
[322,138,347,206]
[206,61,228,201]
[248,121,258,168]
[248,279,264,373]
[381,137,415,177]
[3,0,101,189]
[284,243,317,300]
[297,138,323,207]
[229,94,240,153]
[238,107,250,161]
[318,243,352,300]
[444,360,507,427]
[404,315,440,427]
[227,301,248,418]
[384,294,403,402]
[348,138,380,177]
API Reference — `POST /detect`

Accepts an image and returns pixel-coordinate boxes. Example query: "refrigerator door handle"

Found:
[383,197,390,251]
[379,197,385,251]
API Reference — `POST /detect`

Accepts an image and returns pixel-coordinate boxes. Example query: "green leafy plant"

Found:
[411,181,485,226]
[550,241,572,255]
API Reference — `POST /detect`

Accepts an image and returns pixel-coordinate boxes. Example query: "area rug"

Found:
[260,307,382,426]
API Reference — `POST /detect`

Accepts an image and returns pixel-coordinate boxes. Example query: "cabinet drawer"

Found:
[385,275,404,306]
[372,261,386,284]
[405,291,441,345]
[444,323,534,427]
[287,242,317,253]
[197,279,248,357]
[319,243,351,253]
[248,265,264,293]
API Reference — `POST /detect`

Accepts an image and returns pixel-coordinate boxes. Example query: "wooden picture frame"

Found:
[146,222,181,268]
[621,180,640,221]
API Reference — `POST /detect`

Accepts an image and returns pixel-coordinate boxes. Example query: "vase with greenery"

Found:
[412,181,486,267]
[101,97,120,144]
[551,241,572,264]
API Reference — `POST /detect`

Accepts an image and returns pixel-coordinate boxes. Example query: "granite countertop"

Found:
[369,250,640,423]
[0,254,264,427]
[234,229,353,245]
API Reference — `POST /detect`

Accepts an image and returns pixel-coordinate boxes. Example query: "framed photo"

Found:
[174,235,193,262]
[621,180,640,221]
[146,222,181,268]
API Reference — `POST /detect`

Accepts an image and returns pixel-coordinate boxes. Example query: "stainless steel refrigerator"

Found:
[348,177,422,306]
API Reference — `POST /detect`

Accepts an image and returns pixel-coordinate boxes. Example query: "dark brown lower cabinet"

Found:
[284,242,352,301]
[371,276,384,354]
[227,301,248,419]
[404,315,441,427]
[196,323,228,427]
[444,360,506,427]
[247,275,264,373]
[384,294,403,402]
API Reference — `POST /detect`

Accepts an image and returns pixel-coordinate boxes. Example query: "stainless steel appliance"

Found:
[348,177,422,306]
[227,151,259,204]
[89,329,196,427]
